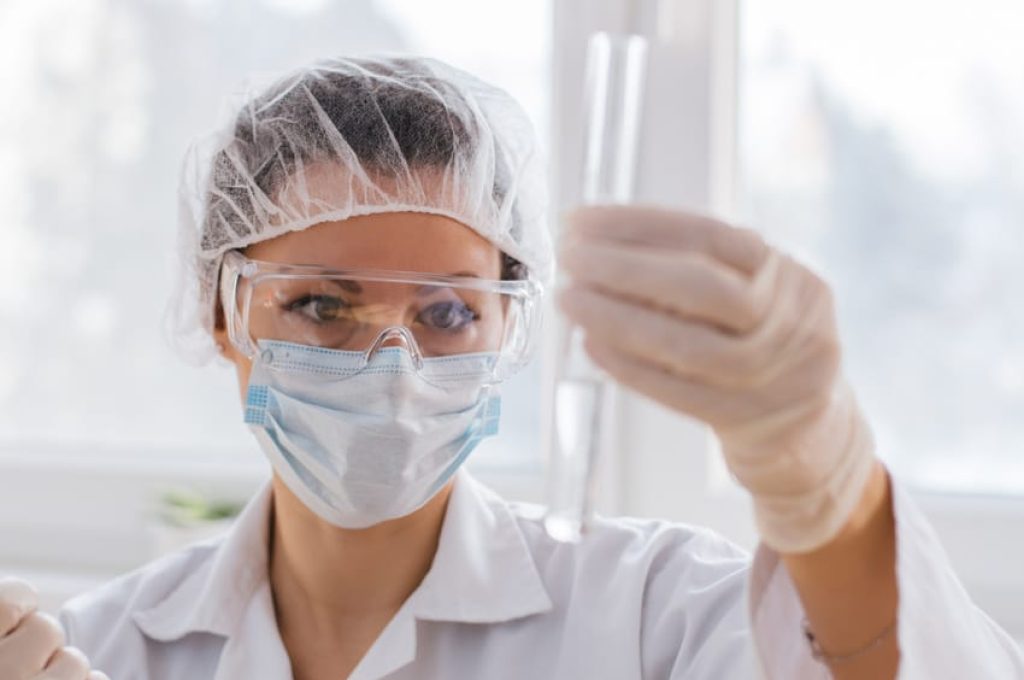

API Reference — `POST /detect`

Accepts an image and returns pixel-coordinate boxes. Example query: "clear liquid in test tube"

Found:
[543,31,648,543]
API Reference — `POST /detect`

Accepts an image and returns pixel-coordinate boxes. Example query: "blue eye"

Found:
[286,295,349,323]
[418,300,479,332]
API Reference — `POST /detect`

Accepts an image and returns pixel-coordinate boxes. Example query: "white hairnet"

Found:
[171,55,551,360]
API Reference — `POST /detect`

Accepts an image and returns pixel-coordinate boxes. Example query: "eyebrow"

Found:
[413,272,488,298]
[318,278,363,294]
[331,279,363,294]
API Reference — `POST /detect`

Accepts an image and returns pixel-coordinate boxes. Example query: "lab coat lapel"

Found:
[346,599,418,680]
[131,473,552,679]
[212,579,294,679]
[132,482,274,642]
[412,471,553,623]
[132,481,295,678]
[347,471,553,680]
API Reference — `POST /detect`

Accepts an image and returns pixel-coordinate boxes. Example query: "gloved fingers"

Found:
[582,332,844,478]
[0,612,65,679]
[33,646,90,680]
[0,578,38,637]
[560,284,769,387]
[745,254,842,391]
[559,240,767,334]
[565,205,770,277]
[581,336,773,428]
[86,673,110,680]
[561,255,841,400]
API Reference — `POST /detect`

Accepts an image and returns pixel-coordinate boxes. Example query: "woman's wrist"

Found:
[781,461,900,678]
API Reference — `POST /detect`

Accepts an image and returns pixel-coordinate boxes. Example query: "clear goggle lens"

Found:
[220,251,542,380]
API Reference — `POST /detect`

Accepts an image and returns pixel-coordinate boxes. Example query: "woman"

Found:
[2,56,1021,679]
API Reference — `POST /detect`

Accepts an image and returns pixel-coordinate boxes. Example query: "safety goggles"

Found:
[219,251,543,381]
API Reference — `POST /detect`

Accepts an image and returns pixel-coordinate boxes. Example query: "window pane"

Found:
[0,0,550,471]
[739,0,1024,492]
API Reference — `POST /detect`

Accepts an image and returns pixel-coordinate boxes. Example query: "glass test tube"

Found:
[543,31,649,543]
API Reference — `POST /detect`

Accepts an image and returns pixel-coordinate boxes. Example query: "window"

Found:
[0,0,552,589]
[0,0,551,474]
[550,0,1024,641]
[737,0,1024,639]
[739,0,1024,493]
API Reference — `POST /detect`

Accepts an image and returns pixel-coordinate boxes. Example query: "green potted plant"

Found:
[151,490,245,556]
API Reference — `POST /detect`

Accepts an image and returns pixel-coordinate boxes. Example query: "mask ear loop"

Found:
[364,326,425,372]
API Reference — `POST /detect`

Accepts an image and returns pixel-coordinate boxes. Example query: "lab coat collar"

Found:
[346,472,553,680]
[130,470,552,643]
[411,471,554,623]
[132,481,273,641]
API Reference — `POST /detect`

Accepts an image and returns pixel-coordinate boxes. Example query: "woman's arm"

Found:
[782,461,899,679]
[561,205,1024,678]
[559,205,894,676]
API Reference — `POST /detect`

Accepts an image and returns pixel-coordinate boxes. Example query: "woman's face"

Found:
[215,212,503,399]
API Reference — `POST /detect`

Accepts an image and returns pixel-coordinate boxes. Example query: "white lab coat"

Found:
[60,471,1023,679]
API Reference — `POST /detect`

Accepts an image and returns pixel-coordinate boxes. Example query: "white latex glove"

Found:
[0,578,109,680]
[559,205,878,553]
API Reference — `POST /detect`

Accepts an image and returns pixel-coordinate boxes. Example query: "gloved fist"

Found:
[559,205,878,553]
[0,578,109,680]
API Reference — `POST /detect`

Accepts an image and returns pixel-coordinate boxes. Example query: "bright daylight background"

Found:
[0,0,550,474]
[741,0,1024,493]
[0,0,1023,640]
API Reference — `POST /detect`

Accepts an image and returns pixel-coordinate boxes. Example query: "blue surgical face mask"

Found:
[244,339,501,528]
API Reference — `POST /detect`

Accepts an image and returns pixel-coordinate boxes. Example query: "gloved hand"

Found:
[559,205,878,554]
[0,578,109,680]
